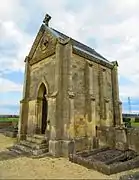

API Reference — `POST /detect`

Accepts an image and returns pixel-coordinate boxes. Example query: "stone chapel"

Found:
[17,14,122,157]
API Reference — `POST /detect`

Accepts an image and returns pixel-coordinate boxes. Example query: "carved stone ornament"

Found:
[49,91,58,98]
[88,62,93,67]
[43,14,51,26]
[45,91,58,99]
[104,98,110,103]
[90,94,95,101]
[68,91,75,99]
[40,36,49,51]
[57,37,71,45]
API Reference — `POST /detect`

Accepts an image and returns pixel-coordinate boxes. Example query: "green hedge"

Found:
[0,118,19,122]
[135,117,139,122]
[123,117,131,123]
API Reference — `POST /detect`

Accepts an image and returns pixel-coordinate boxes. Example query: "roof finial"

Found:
[43,14,51,26]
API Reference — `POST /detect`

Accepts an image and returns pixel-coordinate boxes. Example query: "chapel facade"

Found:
[17,14,122,157]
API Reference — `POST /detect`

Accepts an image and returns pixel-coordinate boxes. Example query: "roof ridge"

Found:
[51,28,95,49]
[51,28,108,62]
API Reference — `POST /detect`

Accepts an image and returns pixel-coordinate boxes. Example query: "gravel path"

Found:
[0,134,139,179]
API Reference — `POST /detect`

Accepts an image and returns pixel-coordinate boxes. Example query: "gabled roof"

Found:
[28,21,113,67]
[51,28,108,62]
[43,25,112,65]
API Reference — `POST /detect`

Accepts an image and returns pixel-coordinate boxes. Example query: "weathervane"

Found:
[43,14,51,26]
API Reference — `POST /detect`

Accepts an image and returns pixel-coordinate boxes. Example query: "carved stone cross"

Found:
[43,14,51,26]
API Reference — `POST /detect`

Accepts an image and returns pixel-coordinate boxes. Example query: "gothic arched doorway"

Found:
[37,83,48,134]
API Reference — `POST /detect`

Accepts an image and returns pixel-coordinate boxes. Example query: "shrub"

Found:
[135,117,139,122]
[123,117,131,123]
[125,121,131,128]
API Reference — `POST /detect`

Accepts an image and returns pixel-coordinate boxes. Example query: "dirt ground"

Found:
[0,134,139,179]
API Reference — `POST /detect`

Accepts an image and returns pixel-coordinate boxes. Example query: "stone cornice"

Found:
[73,47,113,69]
[29,48,55,65]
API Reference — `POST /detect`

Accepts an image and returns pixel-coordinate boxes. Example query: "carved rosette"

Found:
[40,35,49,52]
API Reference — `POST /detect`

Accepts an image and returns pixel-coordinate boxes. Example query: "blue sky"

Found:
[0,0,139,114]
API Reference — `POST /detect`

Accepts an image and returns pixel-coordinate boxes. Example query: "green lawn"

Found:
[131,122,139,127]
[0,118,19,122]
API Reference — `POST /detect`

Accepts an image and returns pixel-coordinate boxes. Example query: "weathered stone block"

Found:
[115,127,128,151]
[61,140,75,157]
[49,140,62,157]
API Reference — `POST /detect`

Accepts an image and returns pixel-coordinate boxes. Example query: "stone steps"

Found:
[9,134,49,157]
[8,146,28,156]
[20,140,48,150]
[13,144,32,154]
[26,135,47,144]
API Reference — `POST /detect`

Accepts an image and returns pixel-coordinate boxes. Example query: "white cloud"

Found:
[0,20,32,72]
[0,78,22,92]
[0,0,28,23]
[0,0,139,112]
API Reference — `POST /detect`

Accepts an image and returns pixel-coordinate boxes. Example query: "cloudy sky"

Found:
[0,0,139,114]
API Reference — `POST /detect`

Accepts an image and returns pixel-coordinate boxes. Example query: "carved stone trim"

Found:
[73,48,113,69]
[88,62,93,67]
[20,98,30,103]
[28,24,45,59]
[104,98,110,103]
[43,14,51,26]
[24,56,30,63]
[48,91,58,99]
[57,37,71,45]
[29,48,55,65]
[68,91,75,99]
[115,124,126,130]
[44,91,58,101]
[112,61,118,67]
[114,100,121,105]
[119,101,122,105]
[90,94,95,101]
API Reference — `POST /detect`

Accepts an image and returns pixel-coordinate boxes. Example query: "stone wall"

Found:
[69,54,114,152]
[97,126,139,153]
[29,54,56,99]
[27,100,36,135]
[26,54,56,135]
[96,126,115,148]
[127,128,139,153]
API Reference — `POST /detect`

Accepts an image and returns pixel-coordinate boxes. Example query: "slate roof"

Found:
[44,25,112,65]
[51,28,108,62]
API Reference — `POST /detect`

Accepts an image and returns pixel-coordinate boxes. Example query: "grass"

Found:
[131,122,139,127]
[0,118,19,122]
